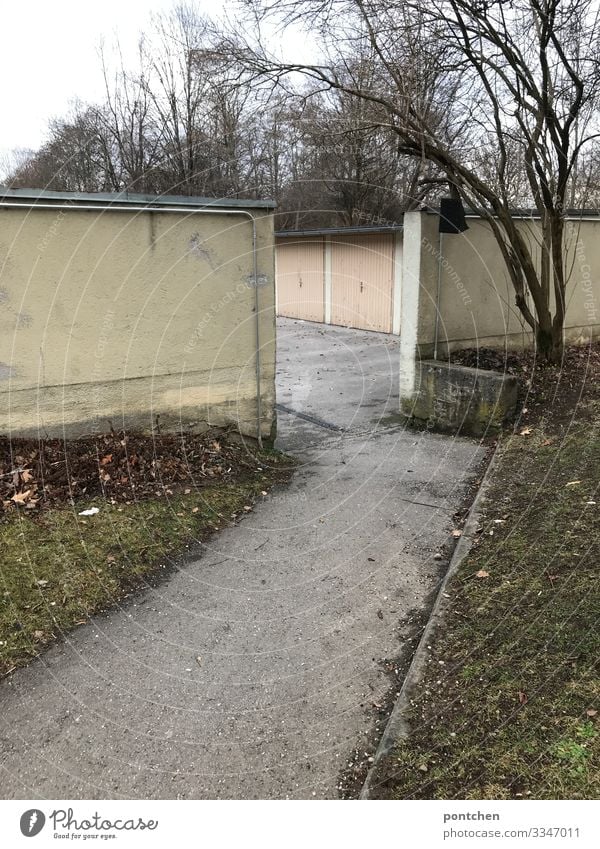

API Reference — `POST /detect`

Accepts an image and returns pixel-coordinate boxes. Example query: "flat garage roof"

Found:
[276,224,403,238]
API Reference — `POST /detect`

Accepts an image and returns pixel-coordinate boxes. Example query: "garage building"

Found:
[275,225,403,335]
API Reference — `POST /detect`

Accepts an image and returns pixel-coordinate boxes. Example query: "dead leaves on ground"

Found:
[0,430,260,516]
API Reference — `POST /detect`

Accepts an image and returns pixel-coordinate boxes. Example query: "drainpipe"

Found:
[433,231,443,361]
[0,200,264,447]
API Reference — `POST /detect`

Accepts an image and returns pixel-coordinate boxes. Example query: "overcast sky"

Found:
[0,0,210,159]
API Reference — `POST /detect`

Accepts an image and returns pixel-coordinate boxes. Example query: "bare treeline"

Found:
[6,0,600,358]
[4,3,431,229]
[11,2,600,229]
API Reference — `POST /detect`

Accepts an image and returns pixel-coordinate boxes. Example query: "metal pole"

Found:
[433,231,443,361]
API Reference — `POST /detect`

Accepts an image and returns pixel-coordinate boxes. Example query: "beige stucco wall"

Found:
[0,202,275,439]
[413,212,600,355]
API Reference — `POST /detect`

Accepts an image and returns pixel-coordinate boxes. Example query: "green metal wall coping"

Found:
[0,187,276,210]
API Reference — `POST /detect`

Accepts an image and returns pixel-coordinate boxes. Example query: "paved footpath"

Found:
[0,319,485,799]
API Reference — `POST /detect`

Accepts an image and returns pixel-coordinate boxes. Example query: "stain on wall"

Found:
[0,362,15,380]
[189,232,215,267]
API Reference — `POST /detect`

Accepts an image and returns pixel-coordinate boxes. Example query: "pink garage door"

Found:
[276,239,324,322]
[331,234,394,333]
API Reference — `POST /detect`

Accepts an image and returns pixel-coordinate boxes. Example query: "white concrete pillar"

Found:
[399,212,424,399]
[274,239,278,315]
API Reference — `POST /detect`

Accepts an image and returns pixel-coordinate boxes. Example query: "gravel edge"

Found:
[359,440,503,799]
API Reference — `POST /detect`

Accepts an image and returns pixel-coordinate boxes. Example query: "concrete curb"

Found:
[359,439,503,799]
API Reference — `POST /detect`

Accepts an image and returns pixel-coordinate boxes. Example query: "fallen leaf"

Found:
[11,489,33,504]
[520,427,532,436]
[565,480,581,487]
[21,469,33,483]
[33,630,45,640]
[518,691,528,705]
[542,439,553,446]
[452,529,462,538]
[192,506,199,513]
[36,579,49,588]
[418,764,428,772]
[78,507,100,516]
[586,708,597,717]
[100,454,113,466]
[475,569,490,578]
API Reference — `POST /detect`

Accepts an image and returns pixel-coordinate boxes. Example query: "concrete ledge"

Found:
[0,371,274,440]
[400,360,519,436]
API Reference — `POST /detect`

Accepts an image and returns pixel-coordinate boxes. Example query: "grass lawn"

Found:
[0,443,293,677]
[371,349,600,799]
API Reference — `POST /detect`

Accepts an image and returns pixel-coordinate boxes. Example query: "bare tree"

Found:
[7,103,117,192]
[0,148,34,184]
[141,3,217,194]
[224,0,600,361]
[97,39,164,191]
[290,71,438,226]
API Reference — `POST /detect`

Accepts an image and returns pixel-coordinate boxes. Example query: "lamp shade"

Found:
[439,197,469,233]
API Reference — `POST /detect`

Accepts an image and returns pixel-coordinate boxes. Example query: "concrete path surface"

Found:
[0,319,486,799]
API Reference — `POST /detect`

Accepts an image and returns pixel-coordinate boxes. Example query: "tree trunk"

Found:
[536,318,564,363]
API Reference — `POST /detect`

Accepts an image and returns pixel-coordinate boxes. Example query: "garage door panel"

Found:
[331,235,394,333]
[276,240,324,322]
